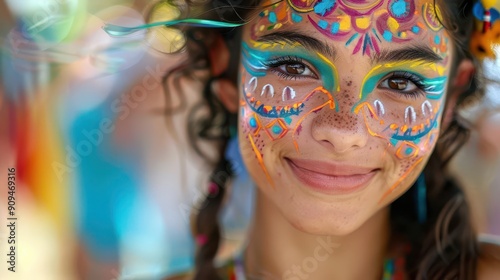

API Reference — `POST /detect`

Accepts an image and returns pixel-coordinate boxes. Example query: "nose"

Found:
[311,107,369,154]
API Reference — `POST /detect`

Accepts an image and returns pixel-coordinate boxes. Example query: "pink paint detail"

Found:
[289,0,318,11]
[371,36,380,53]
[296,124,303,136]
[312,107,324,114]
[353,35,363,54]
[338,0,384,16]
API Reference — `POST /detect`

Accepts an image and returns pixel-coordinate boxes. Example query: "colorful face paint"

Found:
[349,58,448,200]
[240,40,340,160]
[237,0,453,235]
[254,0,448,56]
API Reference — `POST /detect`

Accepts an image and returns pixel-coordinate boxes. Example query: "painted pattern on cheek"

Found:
[239,41,343,186]
[247,1,451,195]
[352,59,448,201]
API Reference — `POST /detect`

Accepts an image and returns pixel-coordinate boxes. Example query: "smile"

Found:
[285,158,379,195]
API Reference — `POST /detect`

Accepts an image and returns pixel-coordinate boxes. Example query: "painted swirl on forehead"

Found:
[255,0,448,56]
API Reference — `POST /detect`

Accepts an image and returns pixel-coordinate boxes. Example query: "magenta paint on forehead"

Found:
[338,0,385,16]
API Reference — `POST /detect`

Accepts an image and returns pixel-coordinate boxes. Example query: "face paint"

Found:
[254,0,447,56]
[240,40,341,162]
[237,0,454,236]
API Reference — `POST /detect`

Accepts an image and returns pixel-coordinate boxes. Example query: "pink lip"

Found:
[285,158,379,195]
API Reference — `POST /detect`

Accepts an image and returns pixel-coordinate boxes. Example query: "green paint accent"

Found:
[241,42,339,93]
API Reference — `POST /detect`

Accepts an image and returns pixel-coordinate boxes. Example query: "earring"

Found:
[416,173,427,224]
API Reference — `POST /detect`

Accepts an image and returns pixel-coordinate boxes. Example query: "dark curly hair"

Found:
[158,0,486,279]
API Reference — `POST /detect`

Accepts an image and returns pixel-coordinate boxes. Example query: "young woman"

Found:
[105,0,500,279]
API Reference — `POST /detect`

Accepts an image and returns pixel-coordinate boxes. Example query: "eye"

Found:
[377,72,427,98]
[263,56,318,79]
[279,63,311,75]
[381,78,418,91]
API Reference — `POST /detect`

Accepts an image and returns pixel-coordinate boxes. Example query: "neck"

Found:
[244,189,391,280]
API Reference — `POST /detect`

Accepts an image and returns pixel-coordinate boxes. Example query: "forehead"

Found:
[249,0,450,58]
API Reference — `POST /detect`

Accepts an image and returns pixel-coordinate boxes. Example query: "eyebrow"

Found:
[256,31,337,58]
[256,31,443,64]
[374,46,443,64]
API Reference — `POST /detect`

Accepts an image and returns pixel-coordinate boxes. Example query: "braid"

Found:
[193,154,233,280]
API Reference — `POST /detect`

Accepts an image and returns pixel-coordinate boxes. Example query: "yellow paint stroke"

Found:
[252,40,301,50]
[359,60,446,101]
[316,52,341,92]
[356,16,371,30]
[248,134,275,188]
[339,14,352,31]
[378,157,424,204]
[286,0,315,12]
[387,17,400,32]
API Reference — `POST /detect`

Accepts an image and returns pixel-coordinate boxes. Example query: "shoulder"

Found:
[477,235,500,280]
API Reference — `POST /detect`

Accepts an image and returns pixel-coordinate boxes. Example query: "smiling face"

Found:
[237,0,453,235]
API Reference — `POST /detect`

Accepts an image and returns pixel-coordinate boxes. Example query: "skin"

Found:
[239,0,451,237]
[235,0,456,278]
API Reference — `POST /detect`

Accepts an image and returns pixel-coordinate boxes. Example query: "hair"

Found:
[158,0,486,279]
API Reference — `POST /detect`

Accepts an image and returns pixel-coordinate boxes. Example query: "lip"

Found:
[285,158,379,195]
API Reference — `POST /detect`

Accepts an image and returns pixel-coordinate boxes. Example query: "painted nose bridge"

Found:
[310,99,369,154]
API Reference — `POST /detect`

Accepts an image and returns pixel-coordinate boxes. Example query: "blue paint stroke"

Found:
[391,0,408,17]
[314,0,337,16]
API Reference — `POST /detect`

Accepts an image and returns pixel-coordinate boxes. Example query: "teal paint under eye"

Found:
[284,116,293,125]
[405,147,414,155]
[383,30,393,42]
[354,70,448,111]
[331,22,340,34]
[318,20,328,30]
[314,0,337,16]
[390,138,399,147]
[411,26,420,34]
[241,42,338,92]
[272,125,283,134]
[424,76,447,100]
[434,35,441,45]
[292,13,303,23]
[357,72,386,105]
[391,112,439,142]
[269,12,277,24]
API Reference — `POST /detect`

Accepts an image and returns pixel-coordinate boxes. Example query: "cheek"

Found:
[377,119,440,203]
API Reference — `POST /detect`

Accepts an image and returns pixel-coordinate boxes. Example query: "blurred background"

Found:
[0,1,498,279]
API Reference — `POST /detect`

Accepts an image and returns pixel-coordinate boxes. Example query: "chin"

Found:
[277,194,375,236]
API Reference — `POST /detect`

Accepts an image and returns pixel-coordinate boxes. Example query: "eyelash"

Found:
[262,56,317,80]
[382,71,430,99]
[260,58,430,99]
